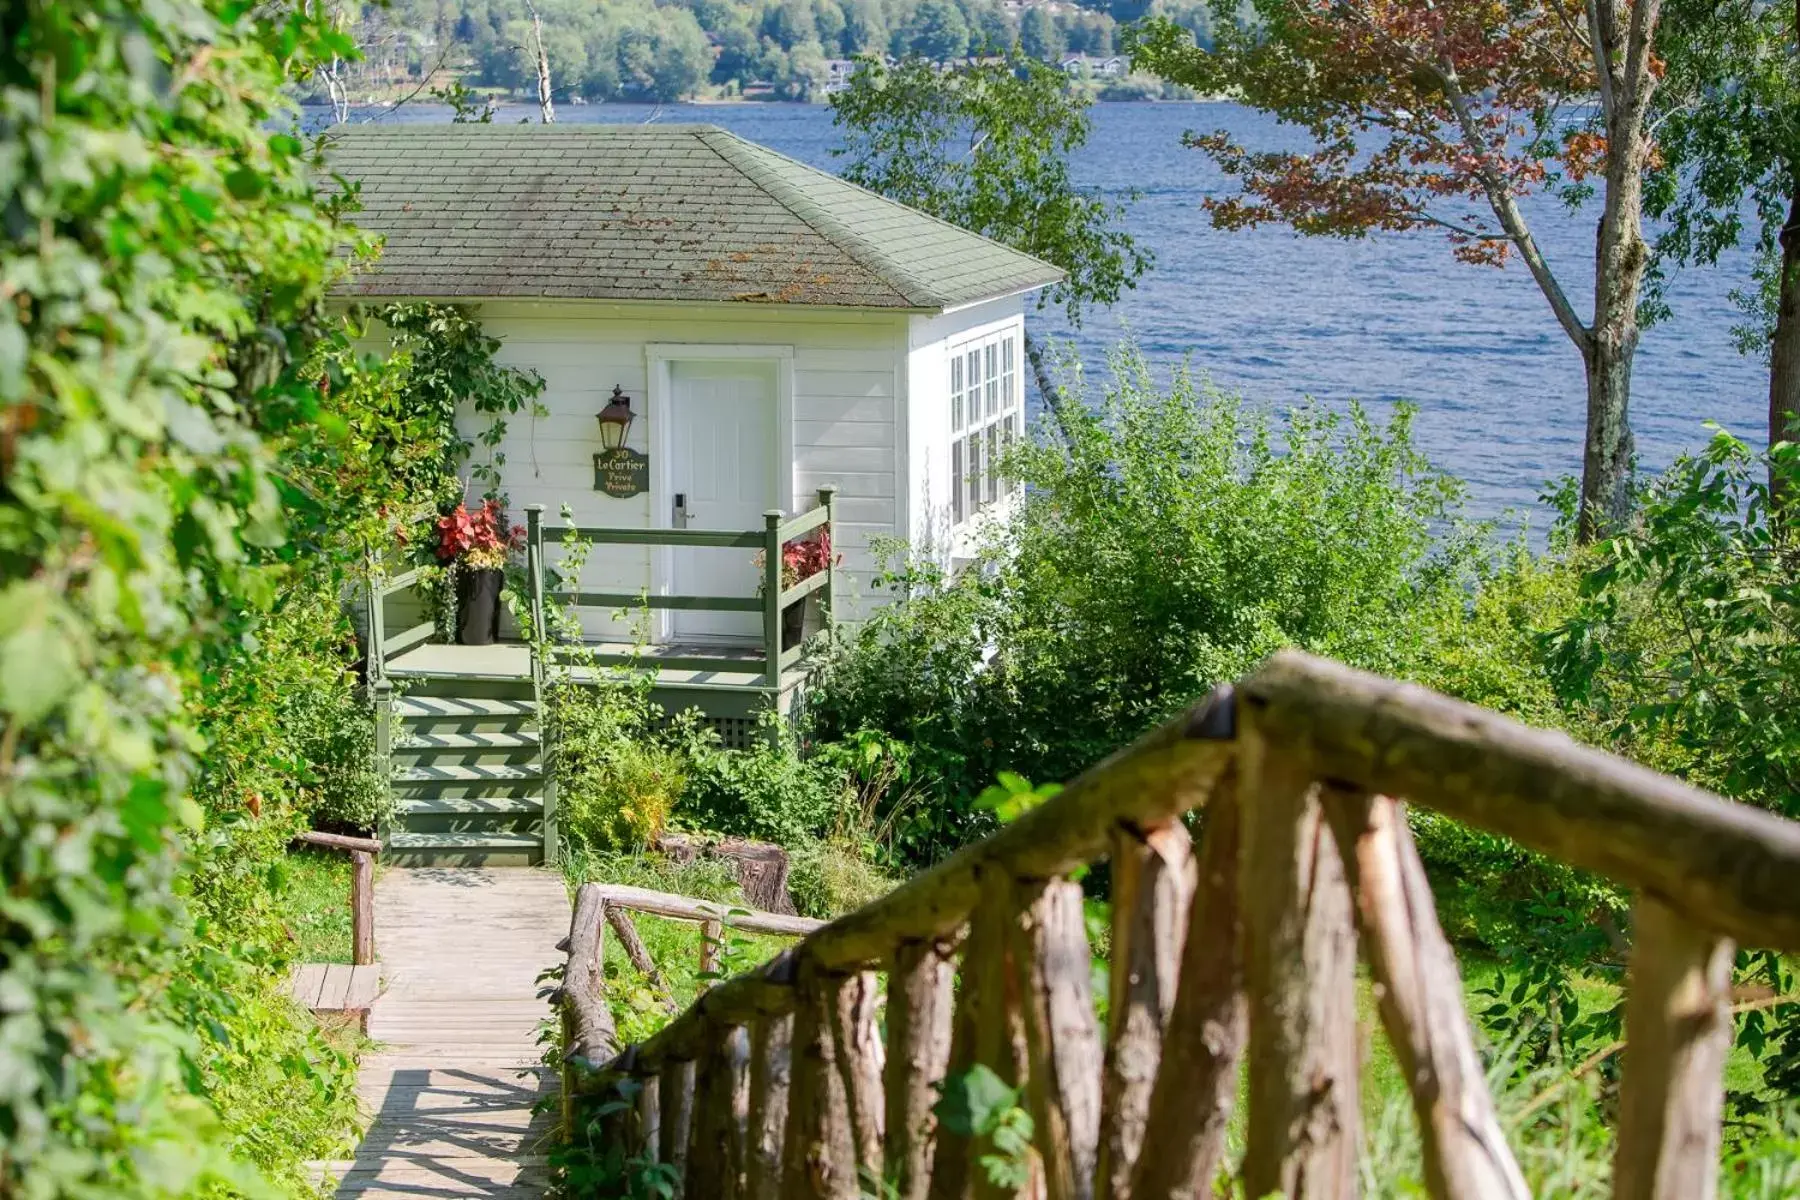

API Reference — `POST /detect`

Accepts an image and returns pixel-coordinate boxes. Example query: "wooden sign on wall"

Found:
[593,448,649,499]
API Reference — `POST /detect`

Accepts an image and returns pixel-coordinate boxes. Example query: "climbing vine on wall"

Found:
[364,302,547,503]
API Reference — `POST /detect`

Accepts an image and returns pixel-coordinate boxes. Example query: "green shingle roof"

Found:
[323,124,1064,310]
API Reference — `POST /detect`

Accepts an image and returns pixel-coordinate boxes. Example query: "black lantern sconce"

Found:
[597,385,634,451]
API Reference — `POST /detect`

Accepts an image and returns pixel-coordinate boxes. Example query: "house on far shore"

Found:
[322,124,1059,863]
[821,58,858,93]
[1059,53,1128,78]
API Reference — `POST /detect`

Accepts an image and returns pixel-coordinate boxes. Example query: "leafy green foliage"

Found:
[1546,432,1800,817]
[551,1076,680,1198]
[193,586,389,835]
[362,303,546,502]
[0,0,374,1189]
[1646,0,1800,343]
[974,771,1062,824]
[669,714,850,848]
[934,1065,1035,1190]
[553,681,685,851]
[831,52,1149,330]
[807,348,1479,862]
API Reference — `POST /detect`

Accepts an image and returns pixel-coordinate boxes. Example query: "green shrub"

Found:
[787,838,900,919]
[552,682,681,852]
[193,584,390,837]
[0,0,379,1189]
[808,349,1486,864]
[1546,432,1800,818]
[670,714,851,847]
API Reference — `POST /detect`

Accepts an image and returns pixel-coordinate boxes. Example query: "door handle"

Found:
[673,493,691,529]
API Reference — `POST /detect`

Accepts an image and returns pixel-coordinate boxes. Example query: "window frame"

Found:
[948,327,1022,529]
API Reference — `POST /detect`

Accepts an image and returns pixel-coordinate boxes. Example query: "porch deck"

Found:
[386,639,811,695]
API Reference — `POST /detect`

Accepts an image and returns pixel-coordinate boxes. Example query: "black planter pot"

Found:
[781,593,821,651]
[456,567,504,646]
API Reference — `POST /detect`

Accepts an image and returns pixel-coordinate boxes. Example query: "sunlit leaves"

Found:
[1544,431,1800,815]
[0,0,358,1191]
[829,52,1151,326]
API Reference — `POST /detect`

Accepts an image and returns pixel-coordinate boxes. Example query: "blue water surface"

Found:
[343,100,1767,524]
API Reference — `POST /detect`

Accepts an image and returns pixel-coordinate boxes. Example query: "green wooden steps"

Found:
[384,675,551,867]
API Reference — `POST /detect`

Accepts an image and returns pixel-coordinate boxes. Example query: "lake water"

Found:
[338,100,1768,523]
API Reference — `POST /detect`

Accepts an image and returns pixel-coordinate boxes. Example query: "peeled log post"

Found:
[1238,724,1360,1200]
[831,970,886,1178]
[633,1072,661,1162]
[562,883,617,1140]
[660,1058,696,1197]
[1324,791,1527,1200]
[1612,899,1735,1200]
[748,1013,794,1200]
[886,938,957,1200]
[1017,879,1104,1200]
[606,903,680,1015]
[688,1024,751,1200]
[782,960,861,1199]
[351,849,376,966]
[1095,821,1193,1200]
[701,918,723,985]
[929,868,1032,1200]
[1130,778,1246,1200]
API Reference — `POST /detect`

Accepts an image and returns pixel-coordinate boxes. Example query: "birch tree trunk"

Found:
[1769,182,1800,512]
[525,0,555,124]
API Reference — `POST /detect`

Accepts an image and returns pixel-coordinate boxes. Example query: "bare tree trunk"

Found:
[1024,331,1078,445]
[1769,182,1800,513]
[325,58,350,125]
[1437,0,1658,542]
[1575,0,1662,542]
[525,0,555,124]
[1578,332,1637,540]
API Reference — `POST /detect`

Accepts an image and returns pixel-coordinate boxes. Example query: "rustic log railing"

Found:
[295,829,380,966]
[555,649,1800,1200]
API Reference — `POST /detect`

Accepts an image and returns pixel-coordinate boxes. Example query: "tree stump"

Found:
[657,833,797,915]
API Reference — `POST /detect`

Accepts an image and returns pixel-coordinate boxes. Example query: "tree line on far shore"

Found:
[304,0,1237,104]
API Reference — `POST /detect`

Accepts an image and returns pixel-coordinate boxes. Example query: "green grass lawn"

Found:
[281,846,356,964]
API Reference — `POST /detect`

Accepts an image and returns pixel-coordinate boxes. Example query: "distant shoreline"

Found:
[309,93,1230,114]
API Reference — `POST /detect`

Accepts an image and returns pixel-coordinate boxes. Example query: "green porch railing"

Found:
[521,485,838,695]
[362,562,434,848]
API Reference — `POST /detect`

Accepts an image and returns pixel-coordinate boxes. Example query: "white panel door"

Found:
[667,361,777,641]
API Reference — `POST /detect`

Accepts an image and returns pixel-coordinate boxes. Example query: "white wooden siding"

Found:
[458,301,906,635]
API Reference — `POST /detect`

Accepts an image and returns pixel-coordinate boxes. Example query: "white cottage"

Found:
[328,125,1060,861]
[333,123,1061,639]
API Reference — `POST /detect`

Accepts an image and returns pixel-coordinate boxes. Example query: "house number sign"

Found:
[593,448,649,498]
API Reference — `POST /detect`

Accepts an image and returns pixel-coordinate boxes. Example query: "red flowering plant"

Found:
[755,527,840,591]
[434,499,523,571]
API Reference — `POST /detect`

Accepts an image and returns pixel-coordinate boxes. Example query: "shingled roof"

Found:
[323,124,1064,311]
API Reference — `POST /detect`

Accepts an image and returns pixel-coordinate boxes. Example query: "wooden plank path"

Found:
[320,868,570,1198]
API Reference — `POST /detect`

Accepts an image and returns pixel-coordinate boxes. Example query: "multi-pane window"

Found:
[950,331,1019,526]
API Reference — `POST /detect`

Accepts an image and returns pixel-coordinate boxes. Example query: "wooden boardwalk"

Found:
[322,868,570,1198]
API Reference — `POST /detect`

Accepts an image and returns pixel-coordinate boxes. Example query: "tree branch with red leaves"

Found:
[1129,0,1666,537]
